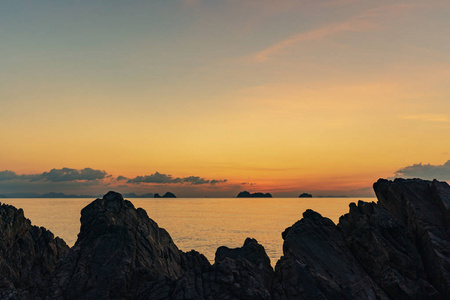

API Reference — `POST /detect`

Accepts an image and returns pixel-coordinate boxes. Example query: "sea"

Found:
[1,197,376,265]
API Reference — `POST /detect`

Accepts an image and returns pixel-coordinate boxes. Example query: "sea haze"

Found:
[2,197,375,265]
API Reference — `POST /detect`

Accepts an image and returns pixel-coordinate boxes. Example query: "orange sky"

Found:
[1,1,449,197]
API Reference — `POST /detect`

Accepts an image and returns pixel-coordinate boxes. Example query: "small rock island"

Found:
[299,192,313,198]
[154,192,177,198]
[236,191,272,198]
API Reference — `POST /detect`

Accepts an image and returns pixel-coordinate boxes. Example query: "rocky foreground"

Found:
[1,178,449,299]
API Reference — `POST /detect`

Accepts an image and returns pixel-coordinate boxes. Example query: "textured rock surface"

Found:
[0,203,69,299]
[1,178,450,299]
[374,178,450,298]
[48,192,272,299]
[273,209,388,300]
[338,200,438,299]
[49,191,183,299]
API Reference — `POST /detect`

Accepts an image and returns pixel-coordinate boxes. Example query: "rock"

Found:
[213,238,273,299]
[48,191,183,299]
[374,178,450,298]
[0,202,69,299]
[237,191,272,198]
[299,193,312,198]
[2,178,450,299]
[338,200,438,299]
[47,191,270,299]
[273,209,388,299]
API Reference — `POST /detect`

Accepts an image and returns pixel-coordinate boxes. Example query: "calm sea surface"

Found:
[1,197,375,265]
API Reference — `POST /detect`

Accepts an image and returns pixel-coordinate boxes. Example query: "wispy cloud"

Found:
[402,114,450,123]
[253,20,372,62]
[252,3,418,62]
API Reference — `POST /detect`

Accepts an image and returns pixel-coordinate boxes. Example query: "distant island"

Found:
[299,193,313,198]
[236,191,272,198]
[0,192,97,198]
[154,192,177,198]
[0,192,165,198]
[122,193,155,198]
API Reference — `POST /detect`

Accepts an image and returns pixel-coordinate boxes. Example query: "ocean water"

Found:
[1,197,376,265]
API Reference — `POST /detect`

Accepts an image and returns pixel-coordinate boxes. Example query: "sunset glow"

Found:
[1,0,449,197]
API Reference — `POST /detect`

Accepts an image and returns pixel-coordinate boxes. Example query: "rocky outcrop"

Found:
[273,209,388,299]
[0,203,69,299]
[237,191,272,198]
[338,200,438,299]
[374,178,450,298]
[48,191,183,299]
[1,178,450,299]
[48,192,272,299]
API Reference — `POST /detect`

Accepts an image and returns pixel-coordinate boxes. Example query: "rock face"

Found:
[273,209,388,299]
[237,191,272,198]
[48,191,183,299]
[0,203,69,299]
[374,178,450,298]
[49,192,273,299]
[1,178,450,299]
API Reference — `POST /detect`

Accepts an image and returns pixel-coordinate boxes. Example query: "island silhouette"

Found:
[236,191,272,198]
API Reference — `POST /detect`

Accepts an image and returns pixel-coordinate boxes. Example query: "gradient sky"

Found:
[1,0,449,197]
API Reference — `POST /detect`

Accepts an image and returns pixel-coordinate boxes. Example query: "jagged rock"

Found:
[0,203,69,299]
[47,191,271,300]
[2,178,450,299]
[338,200,438,299]
[213,238,273,299]
[374,178,450,299]
[48,191,183,299]
[273,209,388,299]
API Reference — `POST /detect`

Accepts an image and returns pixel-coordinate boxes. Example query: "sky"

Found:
[1,0,449,197]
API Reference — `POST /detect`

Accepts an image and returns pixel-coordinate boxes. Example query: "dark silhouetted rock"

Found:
[0,202,69,299]
[373,178,450,298]
[2,178,450,299]
[48,191,183,299]
[237,191,272,198]
[273,209,388,299]
[214,238,273,298]
[299,193,312,198]
[338,200,438,299]
[47,191,269,299]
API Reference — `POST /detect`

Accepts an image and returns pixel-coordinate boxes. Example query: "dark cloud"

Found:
[0,167,107,186]
[0,170,20,181]
[182,176,210,185]
[127,172,227,185]
[394,160,450,181]
[116,175,129,181]
[35,168,107,182]
[128,172,182,184]
[210,179,227,185]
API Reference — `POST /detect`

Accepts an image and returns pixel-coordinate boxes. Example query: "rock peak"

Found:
[102,190,124,201]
